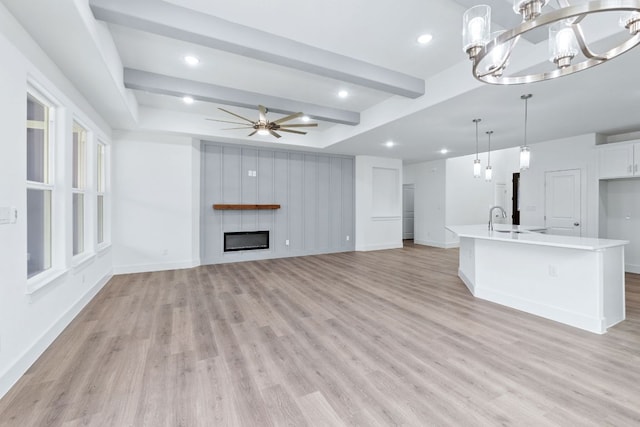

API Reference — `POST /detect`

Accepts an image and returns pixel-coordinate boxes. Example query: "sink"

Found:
[493,230,526,234]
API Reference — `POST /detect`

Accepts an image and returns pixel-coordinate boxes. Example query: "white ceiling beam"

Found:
[123,68,360,125]
[89,0,425,99]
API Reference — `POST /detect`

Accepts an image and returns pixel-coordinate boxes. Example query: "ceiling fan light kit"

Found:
[462,0,640,84]
[207,105,318,139]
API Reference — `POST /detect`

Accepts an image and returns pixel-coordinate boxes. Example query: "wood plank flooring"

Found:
[1,244,640,426]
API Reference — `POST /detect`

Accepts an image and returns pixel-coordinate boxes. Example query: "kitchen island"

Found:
[447,224,629,334]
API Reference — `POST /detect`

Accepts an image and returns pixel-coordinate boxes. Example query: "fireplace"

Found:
[224,231,269,252]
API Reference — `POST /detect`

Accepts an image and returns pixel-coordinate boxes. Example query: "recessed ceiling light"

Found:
[183,96,194,104]
[385,141,395,148]
[440,148,448,154]
[184,55,200,66]
[302,115,310,122]
[338,90,349,98]
[417,34,433,45]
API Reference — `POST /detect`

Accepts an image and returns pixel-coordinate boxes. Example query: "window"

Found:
[72,121,87,256]
[97,142,106,245]
[27,93,54,278]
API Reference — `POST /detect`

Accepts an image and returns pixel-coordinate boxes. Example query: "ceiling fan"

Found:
[207,105,318,138]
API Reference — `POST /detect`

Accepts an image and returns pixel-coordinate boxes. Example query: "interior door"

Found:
[402,184,414,240]
[545,169,582,236]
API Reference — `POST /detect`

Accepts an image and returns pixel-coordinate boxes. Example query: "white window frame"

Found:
[71,120,88,259]
[96,140,108,249]
[25,86,57,282]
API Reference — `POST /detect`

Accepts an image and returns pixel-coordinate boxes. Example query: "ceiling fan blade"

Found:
[269,129,282,138]
[278,123,318,128]
[222,127,254,130]
[218,108,255,124]
[277,128,307,135]
[273,112,303,125]
[206,118,253,125]
[248,130,258,137]
[258,105,268,123]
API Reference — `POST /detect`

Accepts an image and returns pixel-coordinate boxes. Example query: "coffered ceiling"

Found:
[3,0,640,162]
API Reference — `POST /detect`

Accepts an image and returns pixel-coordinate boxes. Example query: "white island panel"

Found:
[449,225,627,334]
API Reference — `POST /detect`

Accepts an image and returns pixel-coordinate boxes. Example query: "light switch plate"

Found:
[0,207,10,225]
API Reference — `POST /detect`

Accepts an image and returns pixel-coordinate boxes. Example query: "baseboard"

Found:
[113,259,201,275]
[414,239,459,249]
[625,263,640,274]
[474,287,607,334]
[0,271,113,400]
[355,242,403,251]
[458,269,475,295]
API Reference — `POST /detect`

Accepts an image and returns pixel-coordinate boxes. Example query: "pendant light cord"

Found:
[486,130,493,165]
[473,118,481,160]
[522,94,532,148]
[524,97,528,148]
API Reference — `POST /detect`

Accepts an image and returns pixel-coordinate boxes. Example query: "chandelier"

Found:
[462,0,640,84]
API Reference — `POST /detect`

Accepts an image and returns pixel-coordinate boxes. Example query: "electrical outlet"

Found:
[285,239,290,246]
[548,264,558,277]
[346,235,350,241]
[162,249,168,256]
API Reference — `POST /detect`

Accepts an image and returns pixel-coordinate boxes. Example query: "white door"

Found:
[403,184,415,240]
[545,169,582,236]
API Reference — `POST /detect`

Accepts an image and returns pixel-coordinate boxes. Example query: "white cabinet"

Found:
[598,142,639,179]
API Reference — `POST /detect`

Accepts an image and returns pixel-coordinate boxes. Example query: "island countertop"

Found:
[447,224,629,251]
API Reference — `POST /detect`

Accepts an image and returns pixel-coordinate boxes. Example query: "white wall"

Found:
[404,160,448,247]
[0,4,112,399]
[445,148,519,245]
[519,134,599,238]
[112,132,200,274]
[404,148,520,248]
[355,156,403,251]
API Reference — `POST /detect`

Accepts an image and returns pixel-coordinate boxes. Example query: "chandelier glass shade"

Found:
[462,0,640,84]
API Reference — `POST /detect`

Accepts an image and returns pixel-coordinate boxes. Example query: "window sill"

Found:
[371,216,401,221]
[72,252,96,270]
[26,268,69,295]
[97,243,112,255]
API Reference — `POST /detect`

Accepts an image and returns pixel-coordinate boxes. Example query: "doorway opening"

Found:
[402,184,415,242]
[512,172,520,225]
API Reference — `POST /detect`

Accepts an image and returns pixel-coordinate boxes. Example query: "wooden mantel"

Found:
[213,204,281,210]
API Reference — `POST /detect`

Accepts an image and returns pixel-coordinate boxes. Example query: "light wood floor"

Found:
[1,245,640,426]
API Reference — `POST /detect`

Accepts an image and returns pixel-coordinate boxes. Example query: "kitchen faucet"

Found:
[488,206,507,231]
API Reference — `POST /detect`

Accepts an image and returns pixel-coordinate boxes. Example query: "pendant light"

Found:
[473,118,482,178]
[485,130,493,181]
[520,94,532,170]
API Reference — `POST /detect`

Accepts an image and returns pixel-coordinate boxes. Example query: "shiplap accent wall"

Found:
[201,142,355,264]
